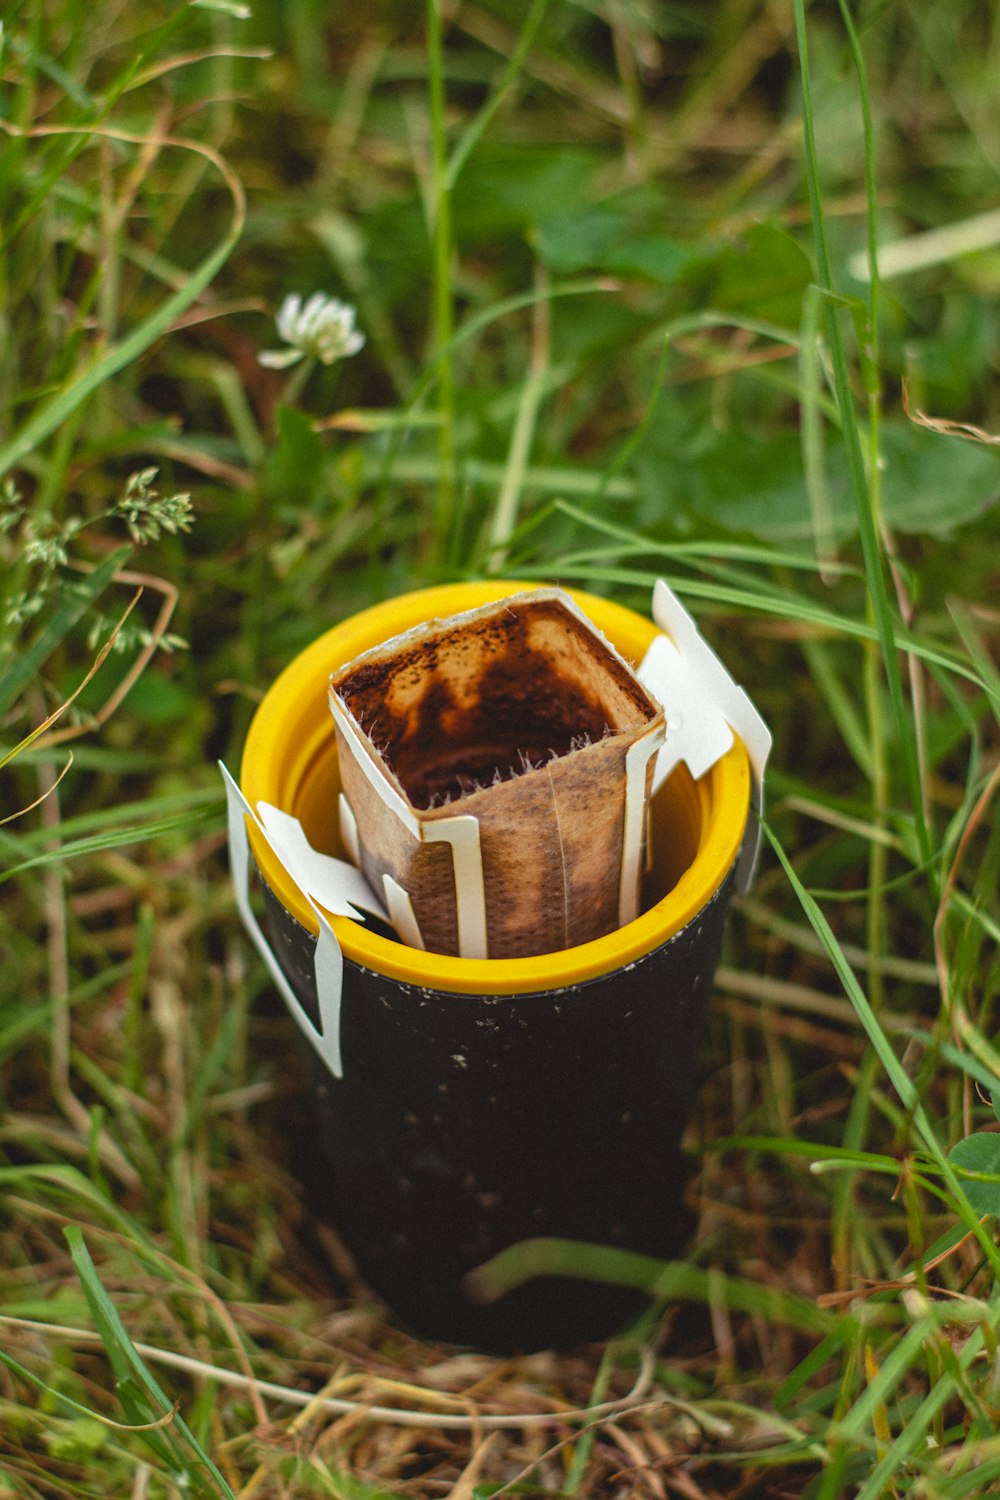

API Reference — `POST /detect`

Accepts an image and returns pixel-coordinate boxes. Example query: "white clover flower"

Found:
[258,293,366,369]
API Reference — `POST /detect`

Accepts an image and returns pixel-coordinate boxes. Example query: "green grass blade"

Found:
[852,1312,995,1500]
[10,785,223,850]
[425,0,457,562]
[793,0,933,870]
[0,546,131,716]
[0,803,220,884]
[65,1226,237,1499]
[444,0,552,191]
[464,1237,835,1335]
[764,821,1000,1275]
[799,283,838,576]
[0,1346,181,1439]
[0,135,245,484]
[703,1134,906,1175]
[0,1164,155,1245]
[833,1319,930,1442]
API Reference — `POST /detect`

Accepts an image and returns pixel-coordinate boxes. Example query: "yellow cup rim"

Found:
[241,580,750,995]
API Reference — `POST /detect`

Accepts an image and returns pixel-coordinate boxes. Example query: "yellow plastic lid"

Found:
[241,580,750,995]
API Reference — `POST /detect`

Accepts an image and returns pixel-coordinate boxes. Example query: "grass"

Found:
[3,0,1000,1494]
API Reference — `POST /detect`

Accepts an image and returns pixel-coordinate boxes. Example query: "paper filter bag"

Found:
[328,588,665,960]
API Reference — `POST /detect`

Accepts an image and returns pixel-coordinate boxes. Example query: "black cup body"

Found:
[260,867,734,1350]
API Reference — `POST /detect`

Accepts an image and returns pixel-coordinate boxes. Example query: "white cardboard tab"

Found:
[640,634,735,788]
[220,761,388,1080]
[639,580,771,893]
[619,725,666,926]
[256,800,384,922]
[421,813,489,959]
[382,873,425,950]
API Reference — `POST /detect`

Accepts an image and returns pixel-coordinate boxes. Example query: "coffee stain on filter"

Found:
[329,588,666,960]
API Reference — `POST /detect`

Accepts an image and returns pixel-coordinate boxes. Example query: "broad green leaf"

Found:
[904,297,1000,413]
[535,205,693,283]
[669,428,844,542]
[879,423,999,535]
[604,234,693,284]
[451,143,599,239]
[703,222,813,326]
[534,205,628,272]
[264,404,328,508]
[946,1132,1000,1216]
[117,669,196,725]
[634,422,999,542]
